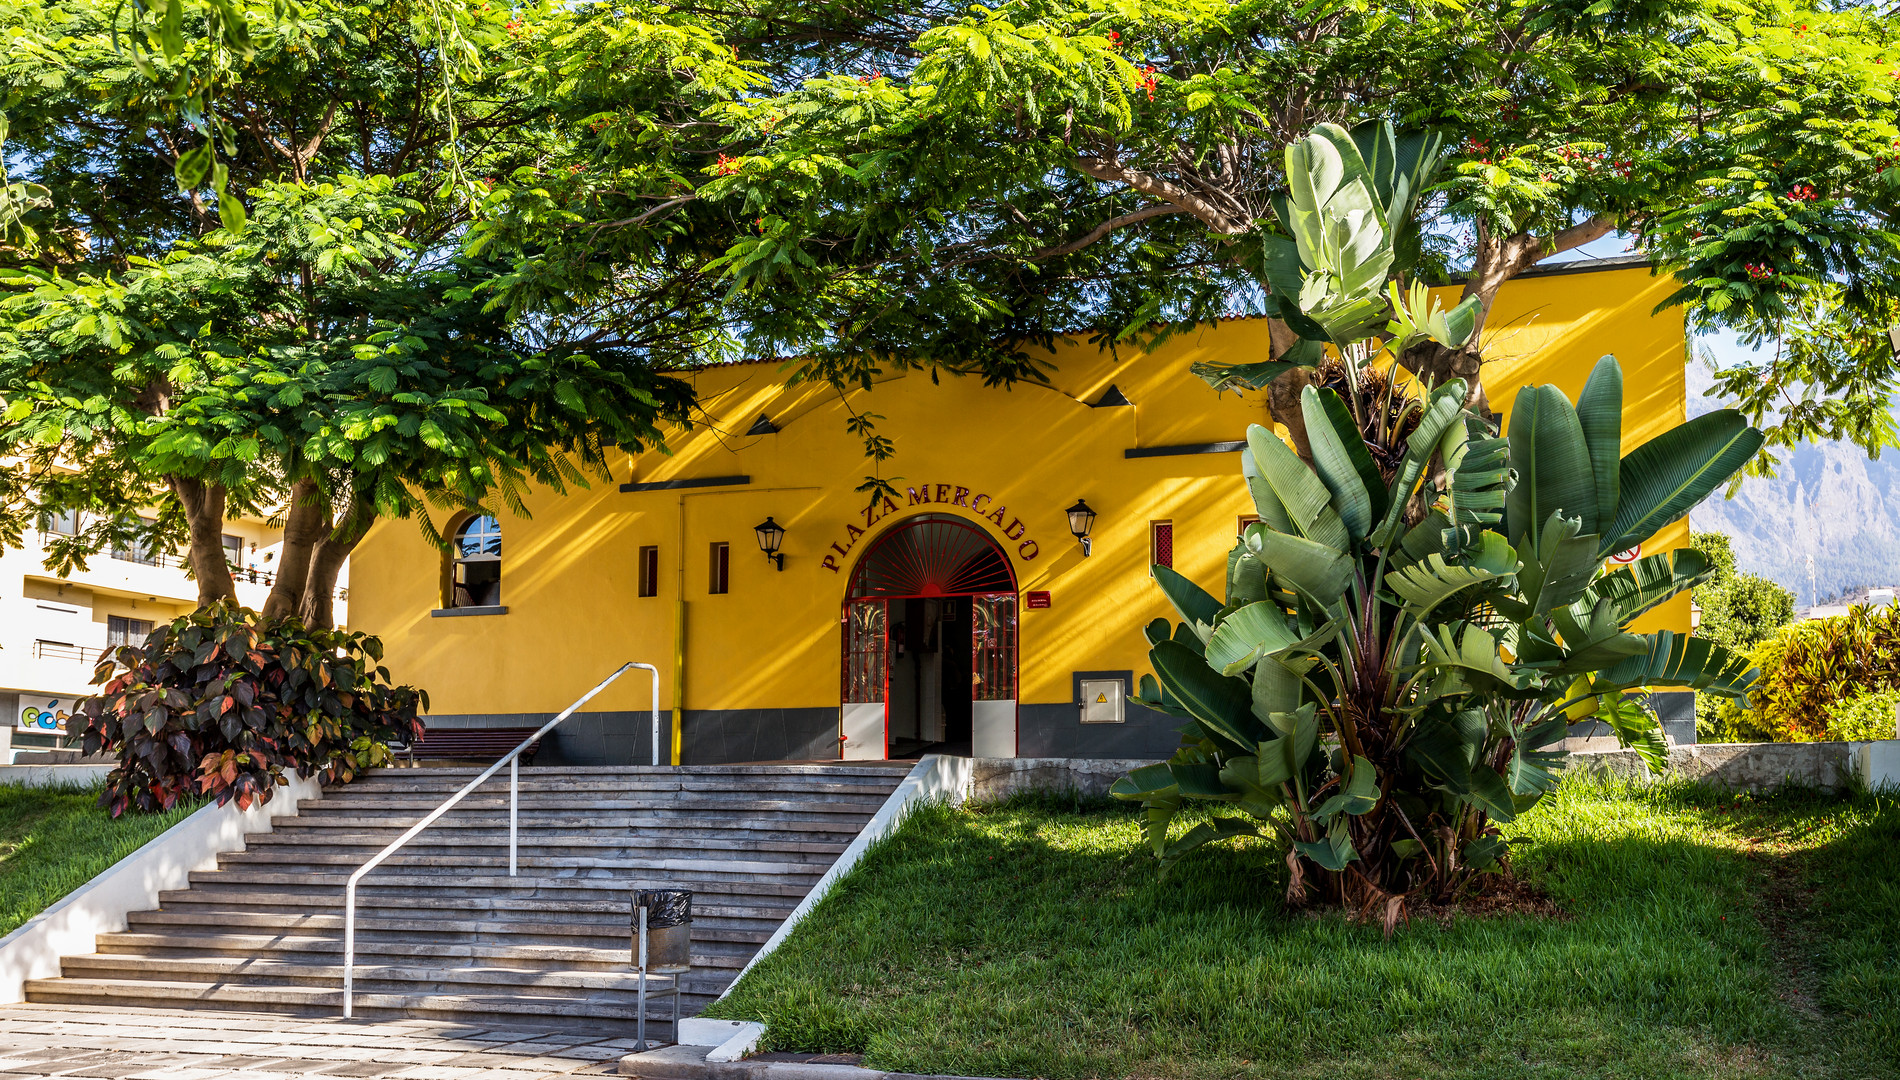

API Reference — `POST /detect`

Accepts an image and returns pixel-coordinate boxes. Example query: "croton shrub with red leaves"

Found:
[77,601,427,817]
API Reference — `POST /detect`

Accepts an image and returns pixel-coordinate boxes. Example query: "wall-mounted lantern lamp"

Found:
[754,516,787,571]
[1065,499,1098,557]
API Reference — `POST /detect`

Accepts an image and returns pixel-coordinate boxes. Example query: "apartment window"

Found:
[111,519,158,566]
[223,533,244,568]
[1149,520,1174,570]
[708,542,730,595]
[449,515,502,608]
[40,509,81,536]
[638,546,660,598]
[107,615,155,650]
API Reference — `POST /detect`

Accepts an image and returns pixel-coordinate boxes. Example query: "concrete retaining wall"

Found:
[967,758,1159,802]
[0,772,322,1003]
[0,764,118,788]
[1566,740,1900,792]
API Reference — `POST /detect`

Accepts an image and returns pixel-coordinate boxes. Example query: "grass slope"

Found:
[708,779,1899,1080]
[0,782,202,938]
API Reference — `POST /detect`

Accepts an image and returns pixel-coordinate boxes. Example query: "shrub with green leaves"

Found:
[1827,688,1900,742]
[76,601,426,816]
[1714,603,1900,742]
[1111,124,1764,918]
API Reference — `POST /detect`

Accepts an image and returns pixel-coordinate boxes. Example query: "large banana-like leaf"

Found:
[1545,599,1649,672]
[1597,691,1670,772]
[1385,531,1517,619]
[1463,764,1518,823]
[1505,383,1599,542]
[1575,356,1623,532]
[1193,356,1307,393]
[1295,817,1360,871]
[1204,601,1303,676]
[1506,716,1569,795]
[1405,709,1485,794]
[1511,510,1602,617]
[1597,631,1758,699]
[1150,638,1266,750]
[1131,672,1194,718]
[1348,120,1446,227]
[1312,754,1379,820]
[1247,424,1350,550]
[1251,656,1306,718]
[1241,448,1299,536]
[1417,624,1527,697]
[1591,548,1715,625]
[1218,755,1289,818]
[1226,540,1268,607]
[1448,426,1509,528]
[1371,379,1468,547]
[1153,564,1222,641]
[1601,410,1765,558]
[1161,817,1265,866]
[1301,386,1384,539]
[1108,763,1182,856]
[1253,528,1355,603]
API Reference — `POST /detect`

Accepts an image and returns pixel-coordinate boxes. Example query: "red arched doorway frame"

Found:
[840,514,1019,760]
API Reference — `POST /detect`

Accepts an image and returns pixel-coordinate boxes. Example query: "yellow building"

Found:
[349,258,1694,764]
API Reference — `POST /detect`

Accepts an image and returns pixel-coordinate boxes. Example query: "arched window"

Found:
[450,515,502,608]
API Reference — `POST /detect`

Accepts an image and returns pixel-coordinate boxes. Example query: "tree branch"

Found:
[1027,203,1184,261]
[1073,156,1252,235]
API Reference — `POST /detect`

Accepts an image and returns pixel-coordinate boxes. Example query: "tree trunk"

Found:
[1265,318,1316,462]
[262,479,330,620]
[167,476,238,607]
[299,502,373,629]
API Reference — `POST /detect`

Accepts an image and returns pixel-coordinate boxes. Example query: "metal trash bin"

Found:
[632,888,691,1049]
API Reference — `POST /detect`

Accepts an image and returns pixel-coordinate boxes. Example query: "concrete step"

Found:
[120,910,775,947]
[214,851,831,880]
[21,977,697,1027]
[149,888,795,922]
[179,868,816,898]
[330,776,903,796]
[266,815,869,837]
[57,953,689,994]
[93,931,758,972]
[240,832,852,858]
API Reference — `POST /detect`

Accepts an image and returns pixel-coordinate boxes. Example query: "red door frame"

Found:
[839,514,1021,758]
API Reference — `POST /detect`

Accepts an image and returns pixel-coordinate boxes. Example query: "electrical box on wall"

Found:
[1079,678,1125,724]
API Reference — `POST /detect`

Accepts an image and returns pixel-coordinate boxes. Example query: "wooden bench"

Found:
[397,727,546,765]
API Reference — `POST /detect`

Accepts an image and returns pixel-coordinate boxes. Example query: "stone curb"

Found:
[619,1044,1017,1080]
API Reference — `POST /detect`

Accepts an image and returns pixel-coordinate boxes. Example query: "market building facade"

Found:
[348,258,1696,765]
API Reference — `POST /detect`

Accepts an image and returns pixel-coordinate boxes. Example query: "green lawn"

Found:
[707,778,1900,1080]
[0,781,202,938]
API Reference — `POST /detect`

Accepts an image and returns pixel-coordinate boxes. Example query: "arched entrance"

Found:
[840,514,1019,760]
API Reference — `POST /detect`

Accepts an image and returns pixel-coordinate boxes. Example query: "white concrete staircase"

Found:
[22,764,908,1032]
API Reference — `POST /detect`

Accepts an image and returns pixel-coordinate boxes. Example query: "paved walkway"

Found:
[0,1005,644,1079]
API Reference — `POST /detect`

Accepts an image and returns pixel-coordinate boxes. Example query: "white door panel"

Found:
[841,703,886,760]
[972,699,1017,758]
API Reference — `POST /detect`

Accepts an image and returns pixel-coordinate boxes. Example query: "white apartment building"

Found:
[1,513,349,762]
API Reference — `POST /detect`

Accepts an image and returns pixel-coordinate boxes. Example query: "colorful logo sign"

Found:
[16,698,75,735]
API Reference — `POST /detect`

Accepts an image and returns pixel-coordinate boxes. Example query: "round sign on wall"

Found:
[1609,544,1642,565]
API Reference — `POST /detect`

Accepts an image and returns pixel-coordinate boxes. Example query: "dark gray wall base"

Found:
[1018,701,1186,759]
[680,708,839,765]
[425,711,672,766]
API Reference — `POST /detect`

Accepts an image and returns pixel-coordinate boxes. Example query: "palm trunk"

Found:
[1266,319,1316,462]
[262,479,329,620]
[167,476,238,607]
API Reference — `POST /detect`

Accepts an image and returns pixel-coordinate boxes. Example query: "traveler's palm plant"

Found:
[1113,359,1764,918]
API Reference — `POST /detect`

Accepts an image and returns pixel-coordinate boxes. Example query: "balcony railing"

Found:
[32,640,104,664]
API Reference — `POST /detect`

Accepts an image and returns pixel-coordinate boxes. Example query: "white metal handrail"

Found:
[342,660,662,1018]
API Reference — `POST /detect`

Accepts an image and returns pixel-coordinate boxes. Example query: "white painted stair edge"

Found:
[683,756,973,1059]
[0,772,323,1003]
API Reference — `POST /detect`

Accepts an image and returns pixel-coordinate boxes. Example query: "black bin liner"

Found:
[634,888,692,929]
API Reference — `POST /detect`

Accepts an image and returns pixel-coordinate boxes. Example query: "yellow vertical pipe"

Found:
[671,494,686,766]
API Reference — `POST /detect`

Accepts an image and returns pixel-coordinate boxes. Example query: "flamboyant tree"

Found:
[0,0,750,623]
[696,0,1900,467]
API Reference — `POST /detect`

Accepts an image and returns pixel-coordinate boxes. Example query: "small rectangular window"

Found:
[111,517,158,565]
[708,542,730,595]
[222,533,244,568]
[638,546,660,598]
[107,615,155,649]
[1238,515,1261,536]
[1150,520,1174,570]
[40,509,81,536]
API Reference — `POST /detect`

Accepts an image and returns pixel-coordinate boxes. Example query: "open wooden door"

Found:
[840,599,887,759]
[970,593,1017,757]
